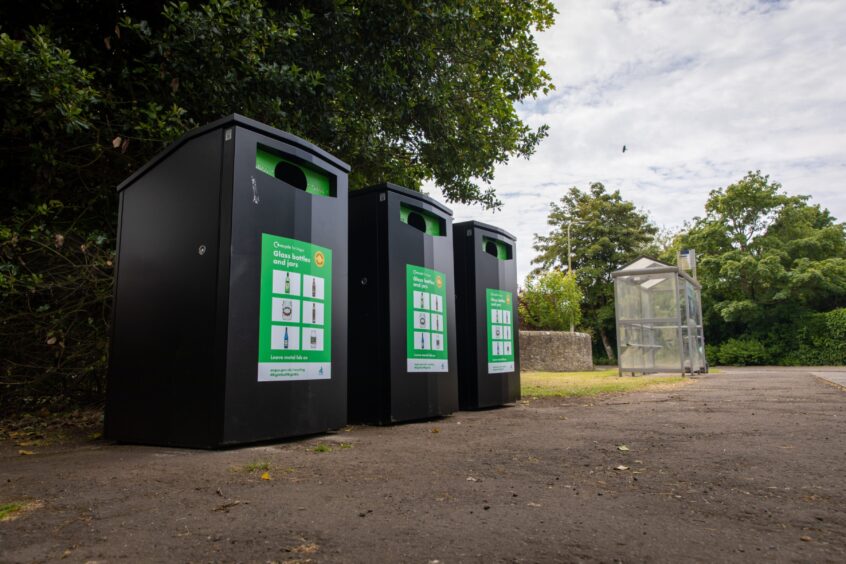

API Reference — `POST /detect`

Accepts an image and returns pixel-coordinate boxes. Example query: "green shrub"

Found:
[784,308,846,365]
[716,338,769,366]
[0,202,114,414]
[519,270,582,331]
[705,343,720,366]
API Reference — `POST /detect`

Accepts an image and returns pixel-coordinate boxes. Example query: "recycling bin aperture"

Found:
[453,221,520,409]
[348,183,459,424]
[106,115,350,448]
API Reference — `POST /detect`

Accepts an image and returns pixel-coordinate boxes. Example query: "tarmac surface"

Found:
[1,367,845,563]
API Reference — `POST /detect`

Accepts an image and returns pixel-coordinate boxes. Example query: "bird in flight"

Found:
[622,145,627,153]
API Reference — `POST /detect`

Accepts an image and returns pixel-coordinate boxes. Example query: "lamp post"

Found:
[566,220,583,332]
[567,221,574,275]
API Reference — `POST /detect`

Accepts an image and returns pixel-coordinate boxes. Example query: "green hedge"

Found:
[708,308,846,366]
[781,308,846,366]
[714,338,768,366]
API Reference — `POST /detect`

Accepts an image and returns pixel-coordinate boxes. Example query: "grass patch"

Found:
[232,460,271,473]
[312,443,332,453]
[0,502,24,521]
[521,369,686,398]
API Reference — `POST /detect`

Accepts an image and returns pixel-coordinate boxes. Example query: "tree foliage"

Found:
[2,0,555,209]
[682,171,846,365]
[532,182,658,360]
[683,172,846,331]
[519,270,582,331]
[0,0,556,412]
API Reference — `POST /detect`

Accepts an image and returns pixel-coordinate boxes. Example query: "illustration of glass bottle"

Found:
[310,329,317,348]
[312,302,316,323]
[312,277,316,297]
[283,327,289,349]
[284,272,290,294]
[420,333,425,349]
[419,292,424,308]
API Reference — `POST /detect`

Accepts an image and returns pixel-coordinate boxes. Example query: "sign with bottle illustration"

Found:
[406,264,448,372]
[486,288,515,373]
[257,233,332,381]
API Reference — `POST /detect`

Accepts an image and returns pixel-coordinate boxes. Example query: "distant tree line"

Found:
[530,172,846,366]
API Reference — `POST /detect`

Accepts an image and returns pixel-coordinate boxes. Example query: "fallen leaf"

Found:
[431,428,440,433]
[617,445,630,451]
[260,472,271,480]
[800,536,812,542]
[18,450,35,456]
[466,476,478,482]
[615,465,629,471]
[527,502,542,507]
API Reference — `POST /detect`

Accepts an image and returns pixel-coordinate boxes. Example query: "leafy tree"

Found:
[2,0,555,209]
[0,0,556,412]
[681,171,846,361]
[532,183,658,361]
[519,270,582,331]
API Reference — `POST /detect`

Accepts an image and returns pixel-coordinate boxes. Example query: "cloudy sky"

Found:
[430,0,846,283]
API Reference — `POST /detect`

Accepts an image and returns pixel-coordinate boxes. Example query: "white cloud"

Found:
[429,0,846,283]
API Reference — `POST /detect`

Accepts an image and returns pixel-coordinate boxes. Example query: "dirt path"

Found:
[2,368,845,563]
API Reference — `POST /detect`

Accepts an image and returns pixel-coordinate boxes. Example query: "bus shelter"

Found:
[611,257,706,376]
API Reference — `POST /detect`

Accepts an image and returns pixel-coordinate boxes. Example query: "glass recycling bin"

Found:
[106,115,350,448]
[453,221,520,409]
[348,183,459,424]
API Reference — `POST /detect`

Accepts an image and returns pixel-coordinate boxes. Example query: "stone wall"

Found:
[519,331,593,372]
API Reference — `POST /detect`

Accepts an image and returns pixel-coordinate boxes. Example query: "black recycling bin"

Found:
[106,114,349,448]
[453,221,520,409]
[348,183,459,424]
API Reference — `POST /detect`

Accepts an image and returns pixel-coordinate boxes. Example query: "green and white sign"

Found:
[258,233,332,381]
[406,264,448,373]
[486,288,515,373]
